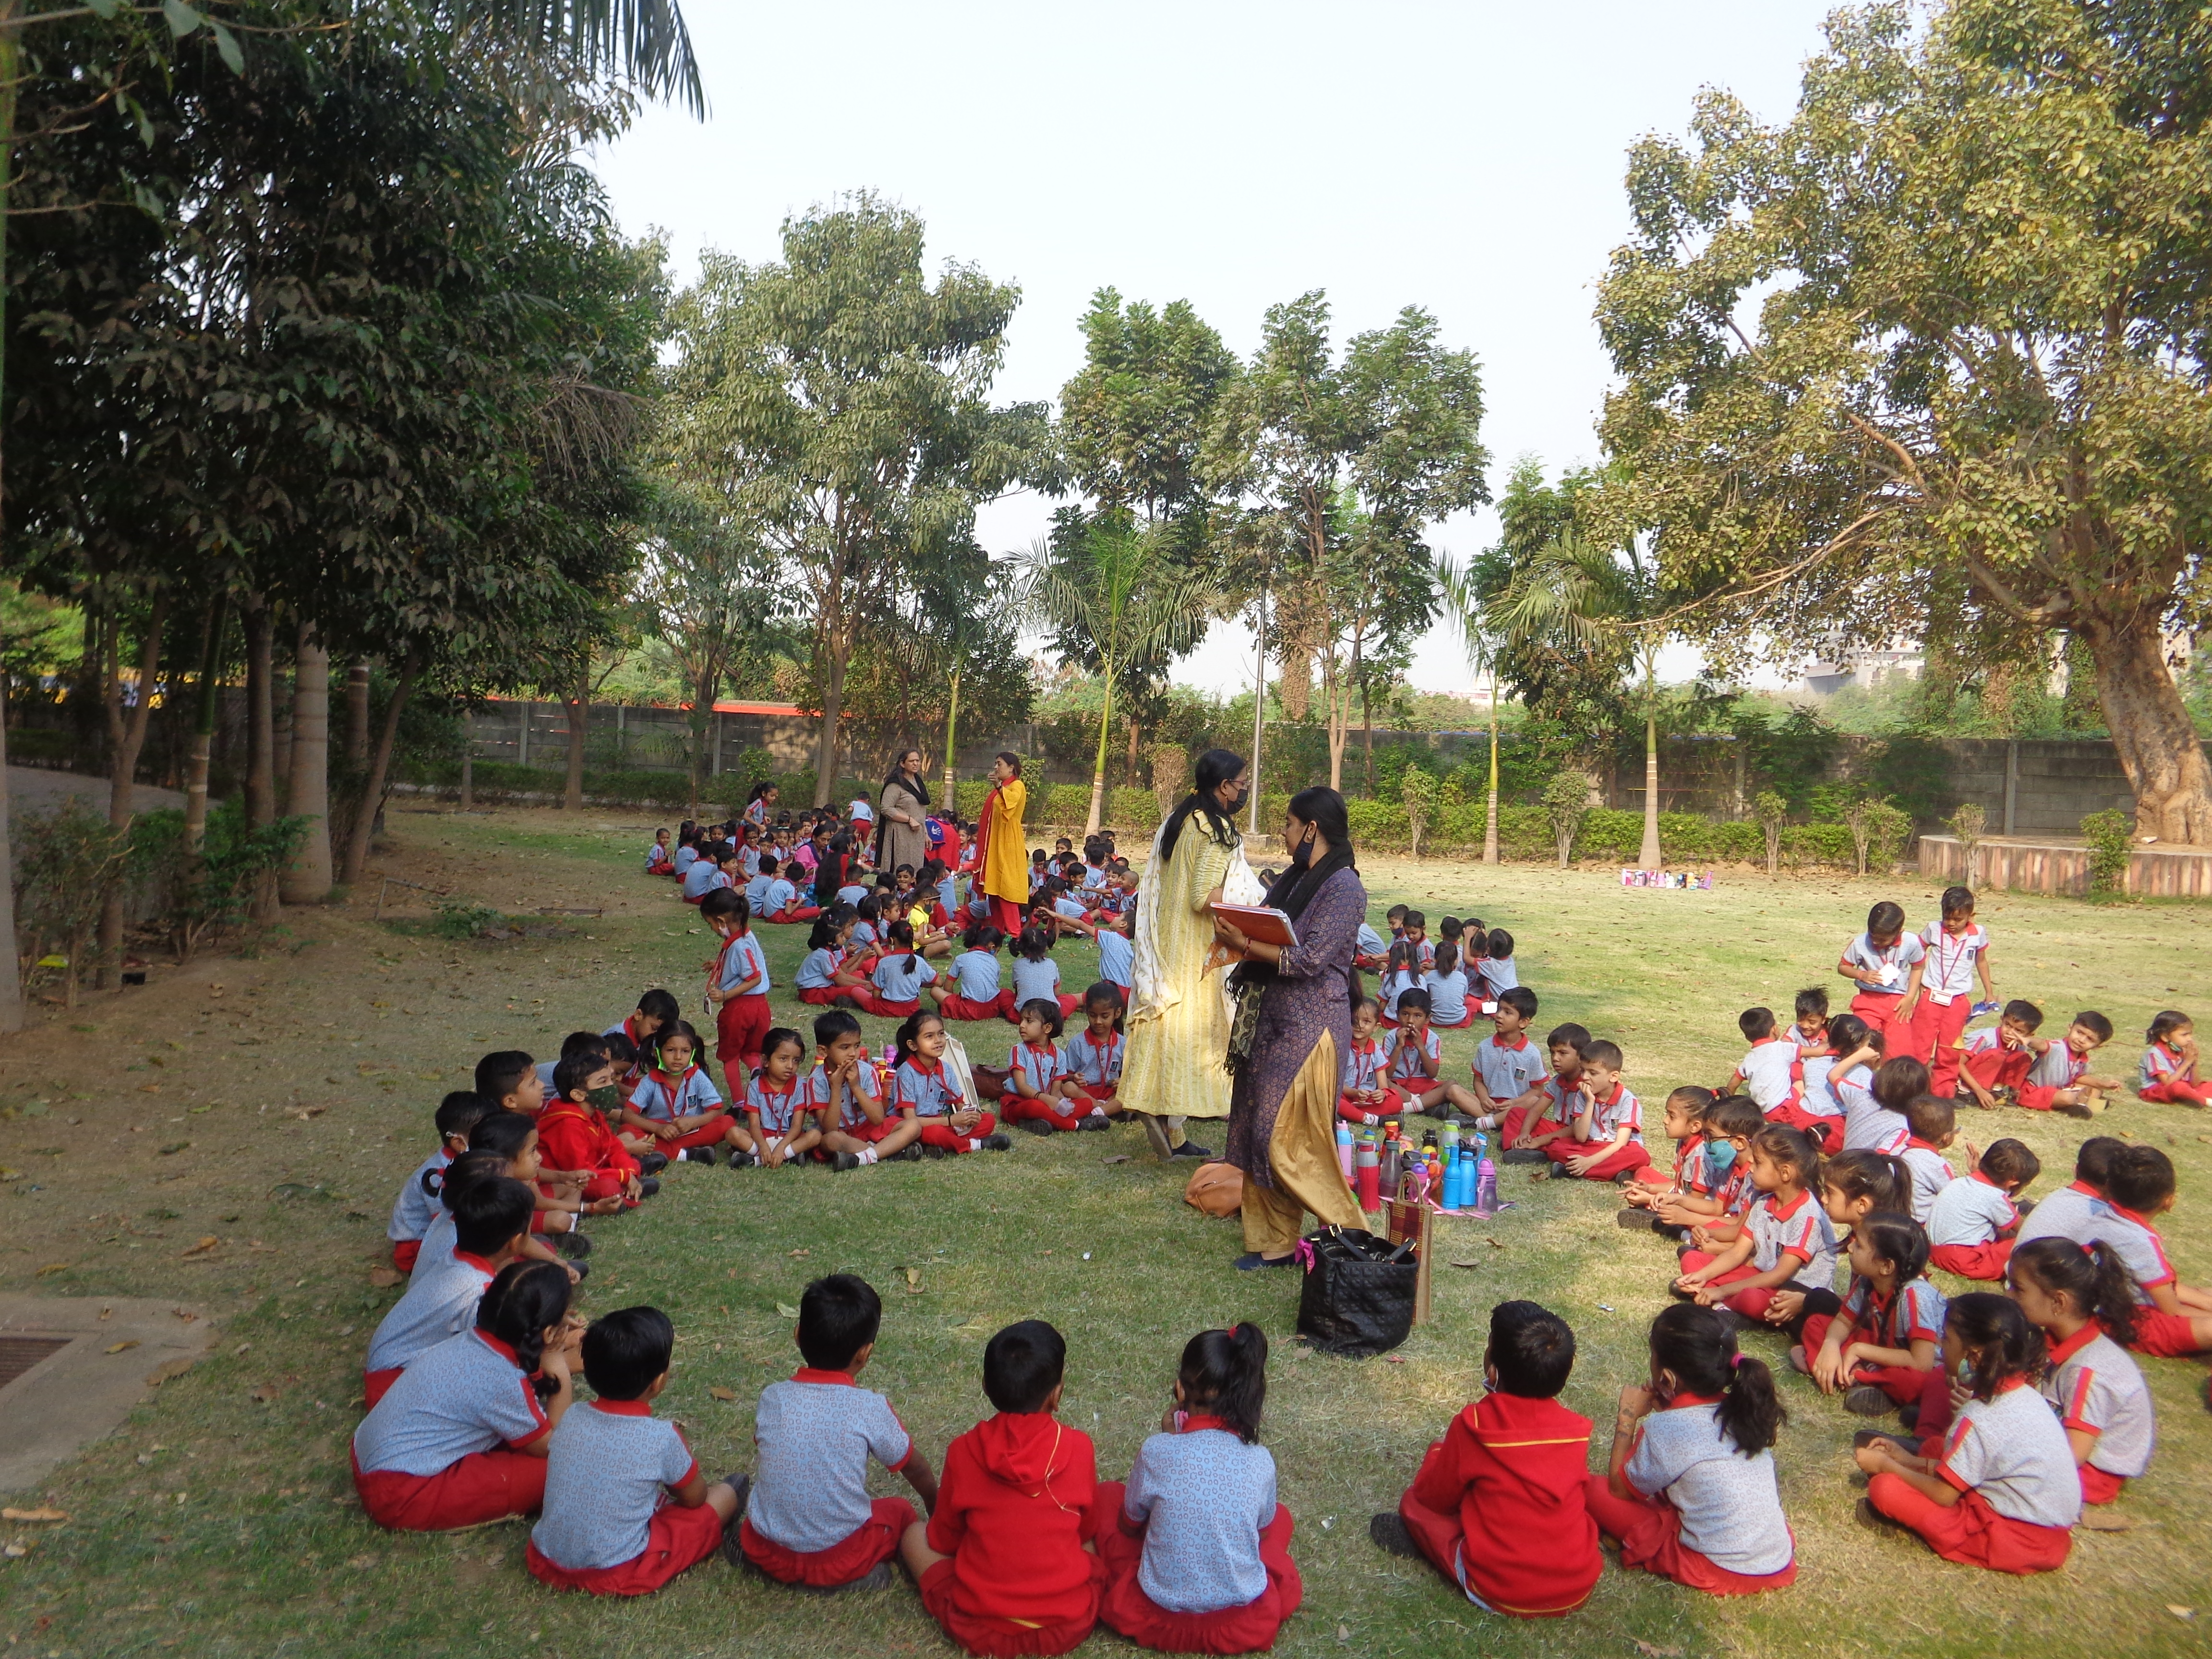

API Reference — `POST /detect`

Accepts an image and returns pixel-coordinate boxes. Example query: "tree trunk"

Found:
[1124,714,1141,788]
[0,21,22,1031]
[1639,702,1663,869]
[339,653,419,886]
[563,669,587,812]
[344,658,371,769]
[940,668,962,803]
[1359,667,1375,797]
[1484,674,1500,866]
[687,682,708,822]
[2083,605,2212,844]
[1085,668,1113,836]
[96,595,168,989]
[242,598,279,920]
[459,708,475,811]
[279,626,332,903]
[182,595,228,856]
[815,633,850,808]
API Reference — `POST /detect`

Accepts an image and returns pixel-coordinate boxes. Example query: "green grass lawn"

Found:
[3,808,2209,1657]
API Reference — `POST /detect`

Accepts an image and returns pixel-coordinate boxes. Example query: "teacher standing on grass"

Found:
[874,748,931,875]
[1216,786,1365,1270]
[1121,749,1256,1164]
[971,751,1029,937]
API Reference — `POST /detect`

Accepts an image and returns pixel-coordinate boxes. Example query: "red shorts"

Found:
[2128,1306,2210,1358]
[2140,1077,2212,1106]
[741,1496,913,1586]
[642,1113,742,1154]
[1542,1139,1652,1180]
[1338,1089,1405,1125]
[1867,1478,2070,1574]
[526,1499,725,1595]
[1849,989,1910,1045]
[1800,1314,1952,1426]
[1929,1240,2013,1281]
[1002,1092,1092,1130]
[1095,1481,1300,1653]
[766,906,822,924]
[364,1367,402,1408]
[1495,1106,1562,1146]
[1908,996,1973,1092]
[351,1444,546,1531]
[1395,1482,1593,1617]
[391,1238,422,1273]
[855,992,922,1019]
[716,992,772,1073]
[835,1115,903,1144]
[1762,1101,1842,1153]
[986,897,1025,937]
[799,986,858,1006]
[1430,1011,1476,1030]
[918,1112,999,1151]
[1964,1045,2031,1094]
[1676,1251,1780,1319]
[939,990,1017,1022]
[2080,1463,2127,1505]
[919,1554,1103,1659]
[1581,1477,1795,1595]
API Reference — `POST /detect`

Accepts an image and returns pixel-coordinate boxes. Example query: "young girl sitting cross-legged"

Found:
[1586,1303,1797,1595]
[1672,1124,1837,1319]
[2007,1238,2156,1506]
[742,1028,824,1169]
[998,999,1113,1133]
[1095,1324,1302,1655]
[1799,1211,1950,1427]
[1855,1293,2079,1574]
[891,1010,1010,1155]
[623,1022,758,1169]
[2137,1008,2211,1107]
[352,1259,577,1531]
[795,909,869,1010]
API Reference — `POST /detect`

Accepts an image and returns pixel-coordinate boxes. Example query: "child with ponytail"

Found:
[1673,1124,1835,1319]
[860,919,938,1018]
[891,1010,1010,1155]
[700,890,771,1082]
[352,1259,578,1531]
[1856,1293,2078,1573]
[1095,1324,1301,1654]
[623,1022,758,1168]
[795,908,869,1009]
[2137,1009,2210,1107]
[2007,1238,2155,1504]
[1587,1303,1796,1594]
[1799,1212,1950,1427]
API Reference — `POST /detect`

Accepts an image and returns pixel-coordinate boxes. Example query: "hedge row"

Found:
[1342,799,1870,868]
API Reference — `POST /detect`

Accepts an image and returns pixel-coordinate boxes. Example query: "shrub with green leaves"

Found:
[13,797,131,1005]
[1541,771,1592,866]
[2080,808,2132,895]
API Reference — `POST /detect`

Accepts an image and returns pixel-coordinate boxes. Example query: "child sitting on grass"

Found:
[1496,1023,1590,1163]
[1926,1138,2039,1281]
[2137,1008,2209,1107]
[353,1259,576,1530]
[1854,1293,2078,1574]
[1958,999,2043,1109]
[999,999,1114,1133]
[1899,1093,1959,1223]
[1544,1040,1649,1181]
[1618,1085,1719,1224]
[1464,988,1547,1127]
[1587,1304,1796,1595]
[1385,990,1479,1119]
[892,1010,1010,1155]
[1373,1300,1597,1618]
[1758,1148,1909,1340]
[1800,1212,1948,1425]
[937,925,1017,1022]
[808,1010,923,1167]
[1339,997,1402,1128]
[740,1275,938,1590]
[363,1174,537,1407]
[625,1023,758,1168]
[535,1056,649,1214]
[2007,1238,2154,1505]
[2084,1144,2212,1358]
[1719,1007,1796,1112]
[2018,1010,2123,1115]
[743,1028,824,1169]
[528,1306,745,1596]
[387,1092,488,1272]
[1096,1325,1301,1654]
[1672,1124,1835,1319]
[903,1320,1103,1658]
[1061,984,1127,1105]
[1010,924,1082,1017]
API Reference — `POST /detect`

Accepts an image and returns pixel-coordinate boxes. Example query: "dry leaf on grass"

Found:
[35,1262,69,1277]
[105,1340,140,1355]
[1383,1354,1407,1364]
[787,1248,810,1258]
[1,1507,67,1524]
[144,1357,198,1386]
[367,1267,405,1288]
[178,1237,219,1258]
[775,1302,800,1319]
[2167,1606,2194,1620]
[902,1267,922,1291]
[708,1386,737,1402]
[1484,1237,1506,1250]
[2079,1510,2140,1533]
[248,1383,281,1404]
[1449,1260,1483,1270]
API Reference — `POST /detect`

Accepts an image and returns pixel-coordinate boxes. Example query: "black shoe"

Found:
[637,1177,661,1197]
[1854,1496,1906,1536]
[982,1133,1011,1151]
[1078,1113,1112,1131]
[685,1145,719,1166]
[556,1229,592,1259]
[1233,1251,1298,1270]
[1845,1385,1893,1417]
[718,1475,753,1568]
[566,1260,589,1282]
[635,1151,670,1175]
[830,1152,861,1172]
[1616,1208,1658,1231]
[890,1143,924,1162]
[1369,1512,1420,1559]
[727,1148,758,1168]
[920,1144,950,1159]
[1897,1403,1921,1432]
[1170,1141,1214,1160]
[1020,1118,1056,1137]
[1499,1148,1548,1165]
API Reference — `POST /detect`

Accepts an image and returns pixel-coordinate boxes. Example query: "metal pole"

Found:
[1248,585,1267,836]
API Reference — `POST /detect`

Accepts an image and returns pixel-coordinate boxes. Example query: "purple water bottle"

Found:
[1473,1150,1498,1216]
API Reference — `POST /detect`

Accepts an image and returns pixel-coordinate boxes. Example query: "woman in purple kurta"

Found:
[1215,788,1365,1268]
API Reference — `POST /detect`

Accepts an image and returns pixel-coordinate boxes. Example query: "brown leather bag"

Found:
[1183,1160,1244,1217]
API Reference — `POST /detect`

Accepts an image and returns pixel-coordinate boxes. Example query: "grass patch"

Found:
[3,815,2210,1657]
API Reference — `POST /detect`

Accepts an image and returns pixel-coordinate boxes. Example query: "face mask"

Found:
[586,1085,621,1113]
[1287,828,1316,869]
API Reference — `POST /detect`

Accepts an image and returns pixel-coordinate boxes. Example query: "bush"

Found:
[131,803,312,962]
[12,796,129,1005]
[1541,771,1592,866]
[2080,808,2131,894]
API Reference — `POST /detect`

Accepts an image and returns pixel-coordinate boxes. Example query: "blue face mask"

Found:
[1706,1140,1739,1181]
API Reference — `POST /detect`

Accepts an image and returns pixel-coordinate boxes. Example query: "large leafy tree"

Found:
[1596,0,2212,842]
[665,195,1054,804]
[1059,289,1237,526]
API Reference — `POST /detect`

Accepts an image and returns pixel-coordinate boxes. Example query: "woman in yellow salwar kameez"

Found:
[1121,750,1255,1162]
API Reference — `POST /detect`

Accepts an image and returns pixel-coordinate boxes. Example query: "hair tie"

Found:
[1730,1353,1746,1370]
[1227,1324,1240,1339]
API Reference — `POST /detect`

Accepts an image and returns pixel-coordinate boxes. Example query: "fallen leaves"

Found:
[144,1356,198,1386]
[1,1507,67,1524]
[2168,1605,2194,1621]
[1102,1155,1130,1165]
[1449,1259,1483,1270]
[774,1302,800,1319]
[248,1383,282,1404]
[178,1236,220,1258]
[35,1262,70,1277]
[367,1267,405,1288]
[787,1248,810,1258]
[1631,1644,1685,1659]
[708,1386,737,1403]
[105,1340,140,1355]
[902,1266,923,1294]
[2080,1510,2140,1533]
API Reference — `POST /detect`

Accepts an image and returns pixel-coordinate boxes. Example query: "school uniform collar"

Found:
[1661,1391,1724,1408]
[1022,1039,1056,1056]
[1970,1169,2005,1191]
[2105,1202,2161,1234]
[2045,1322,2101,1365]
[1748,1035,1780,1048]
[1177,1412,1232,1435]
[1767,1188,1814,1220]
[1589,1081,1624,1108]
[904,1056,944,1078]
[1992,1375,2031,1395]
[2067,1179,2102,1198]
[1906,1136,1945,1153]
[755,1074,798,1096]
[590,1397,654,1417]
[793,1368,855,1386]
[1489,1032,1528,1051]
[455,1250,497,1276]
[473,1330,522,1365]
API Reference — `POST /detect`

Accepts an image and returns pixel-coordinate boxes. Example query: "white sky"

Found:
[589,0,1836,697]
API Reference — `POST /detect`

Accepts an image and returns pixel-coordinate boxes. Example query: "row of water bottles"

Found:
[1335,1118,1497,1217]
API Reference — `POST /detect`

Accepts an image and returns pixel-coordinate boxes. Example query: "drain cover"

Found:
[0,1336,70,1390]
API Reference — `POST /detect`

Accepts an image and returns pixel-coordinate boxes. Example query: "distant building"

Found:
[1796,648,1924,696]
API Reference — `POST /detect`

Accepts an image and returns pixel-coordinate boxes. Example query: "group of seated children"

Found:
[356,1266,1306,1657]
[1373,909,1520,1031]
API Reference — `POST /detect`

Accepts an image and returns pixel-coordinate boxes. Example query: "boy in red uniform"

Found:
[902,1320,1102,1657]
[1370,1299,1599,1617]
[535,1055,649,1209]
[1957,1000,2043,1108]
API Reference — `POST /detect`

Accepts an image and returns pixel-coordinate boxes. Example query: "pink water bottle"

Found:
[1355,1140,1381,1213]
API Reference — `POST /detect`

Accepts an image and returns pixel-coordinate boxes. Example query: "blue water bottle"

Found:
[1443,1146,1467,1210]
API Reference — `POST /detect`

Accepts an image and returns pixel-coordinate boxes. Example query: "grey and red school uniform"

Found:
[741,1368,916,1586]
[362,1247,498,1406]
[1543,1081,1651,1179]
[1011,955,1081,1018]
[1899,1137,1956,1225]
[1835,1063,1908,1155]
[1867,1379,2079,1574]
[681,859,727,904]
[1679,1188,1837,1318]
[1062,1029,1124,1100]
[2138,1040,2211,1106]
[1422,968,1472,1029]
[2018,1041,2091,1112]
[2085,1203,2208,1358]
[351,1328,550,1529]
[1727,1038,1797,1112]
[1475,953,1517,1006]
[1097,926,1133,992]
[1926,1170,2020,1280]
[895,1055,999,1152]
[1387,1027,1444,1103]
[1841,929,1924,1043]
[805,1061,892,1144]
[2039,1323,2155,1504]
[744,1074,811,1153]
[1581,1400,1796,1596]
[1765,1049,1843,1152]
[527,1399,720,1595]
[1473,1030,1547,1111]
[1802,1274,1948,1420]
[1907,919,1988,1091]
[2013,1179,2109,1250]
[1961,1024,2033,1097]
[1377,968,1420,1025]
[796,944,853,1007]
[1000,1039,1097,1130]
[940,948,1015,1022]
[630,1064,737,1154]
[1338,1035,1402,1125]
[1096,1416,1300,1652]
[760,875,819,923]
[1498,1071,1579,1148]
[386,1150,450,1273]
[710,928,772,1075]
[860,950,937,1018]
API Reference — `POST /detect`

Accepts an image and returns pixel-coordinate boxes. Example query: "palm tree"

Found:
[1439,558,1505,864]
[1023,521,1215,836]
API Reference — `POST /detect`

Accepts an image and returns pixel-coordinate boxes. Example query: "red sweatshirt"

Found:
[533,1102,639,1179]
[1409,1390,1598,1616]
[927,1411,1099,1628]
